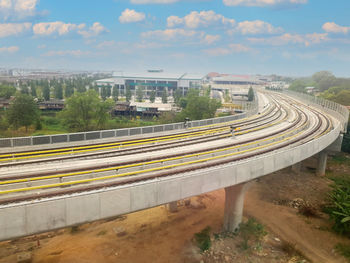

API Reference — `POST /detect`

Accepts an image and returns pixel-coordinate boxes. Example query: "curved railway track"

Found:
[0,92,334,205]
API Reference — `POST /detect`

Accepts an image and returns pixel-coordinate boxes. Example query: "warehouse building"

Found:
[95,70,204,97]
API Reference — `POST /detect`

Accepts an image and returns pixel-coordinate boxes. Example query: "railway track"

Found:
[0,92,334,205]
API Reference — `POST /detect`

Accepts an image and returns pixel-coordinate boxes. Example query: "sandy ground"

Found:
[0,155,350,263]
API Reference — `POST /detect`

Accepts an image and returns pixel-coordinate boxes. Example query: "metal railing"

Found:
[0,100,259,148]
[283,90,349,133]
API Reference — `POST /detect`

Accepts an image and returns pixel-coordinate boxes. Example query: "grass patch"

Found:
[194,226,211,252]
[97,230,107,236]
[335,243,350,262]
[239,218,267,250]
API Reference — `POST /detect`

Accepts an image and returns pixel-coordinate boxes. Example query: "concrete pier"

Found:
[316,151,328,176]
[167,201,178,213]
[223,183,251,232]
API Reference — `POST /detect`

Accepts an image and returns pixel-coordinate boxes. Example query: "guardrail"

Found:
[283,90,349,133]
[0,99,259,148]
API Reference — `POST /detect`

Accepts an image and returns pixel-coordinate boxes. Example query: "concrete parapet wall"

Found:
[0,120,341,241]
[0,105,259,150]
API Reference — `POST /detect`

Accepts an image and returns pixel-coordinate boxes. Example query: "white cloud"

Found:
[141,28,197,40]
[223,0,307,6]
[167,10,235,29]
[130,0,178,3]
[119,9,145,23]
[33,21,84,36]
[0,22,31,37]
[141,28,218,45]
[0,0,39,20]
[203,43,250,56]
[234,20,283,35]
[248,32,329,46]
[0,45,19,53]
[33,21,107,38]
[201,34,221,44]
[322,22,349,34]
[78,22,108,38]
[43,50,90,57]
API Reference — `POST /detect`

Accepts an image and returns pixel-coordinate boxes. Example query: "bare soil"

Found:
[0,155,349,263]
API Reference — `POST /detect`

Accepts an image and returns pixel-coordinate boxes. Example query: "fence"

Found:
[282,90,349,132]
[0,100,259,148]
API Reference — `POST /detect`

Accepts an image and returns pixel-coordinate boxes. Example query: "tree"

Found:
[54,84,63,99]
[176,89,221,121]
[65,84,74,98]
[173,88,183,105]
[101,86,107,101]
[248,87,254,101]
[312,71,337,92]
[20,86,29,95]
[149,90,156,103]
[162,89,168,103]
[136,86,144,102]
[6,94,39,131]
[125,86,132,102]
[43,85,50,101]
[30,86,37,97]
[58,90,114,132]
[0,85,16,99]
[112,85,119,102]
[106,84,112,99]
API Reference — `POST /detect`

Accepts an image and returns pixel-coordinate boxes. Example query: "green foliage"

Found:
[312,71,337,92]
[238,218,267,250]
[112,85,119,102]
[136,86,144,102]
[58,90,114,132]
[173,88,183,105]
[20,86,29,95]
[42,85,50,101]
[101,86,107,101]
[161,89,168,103]
[194,226,211,252]
[149,90,156,103]
[324,175,350,235]
[65,84,74,98]
[6,93,40,131]
[177,89,221,121]
[248,86,254,101]
[30,86,37,97]
[54,84,63,99]
[106,84,111,98]
[125,86,132,102]
[335,243,350,262]
[288,78,315,93]
[0,85,16,99]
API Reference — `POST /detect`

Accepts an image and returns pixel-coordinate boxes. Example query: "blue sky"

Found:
[0,0,349,77]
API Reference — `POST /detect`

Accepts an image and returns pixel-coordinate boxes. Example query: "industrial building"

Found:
[95,70,204,97]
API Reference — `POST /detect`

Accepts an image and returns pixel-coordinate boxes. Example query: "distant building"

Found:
[38,100,65,111]
[113,101,172,117]
[206,73,269,92]
[96,70,204,98]
[305,87,318,94]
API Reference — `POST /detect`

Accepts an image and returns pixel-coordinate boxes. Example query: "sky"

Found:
[0,0,349,77]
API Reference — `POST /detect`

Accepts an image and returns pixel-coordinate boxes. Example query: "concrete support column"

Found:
[291,162,302,174]
[223,183,251,232]
[167,201,178,213]
[316,151,328,176]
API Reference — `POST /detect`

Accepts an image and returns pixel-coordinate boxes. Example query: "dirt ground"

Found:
[0,155,350,263]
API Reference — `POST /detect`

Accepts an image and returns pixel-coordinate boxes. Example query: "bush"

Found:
[324,175,350,235]
[335,243,350,262]
[194,226,211,252]
[239,218,267,250]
